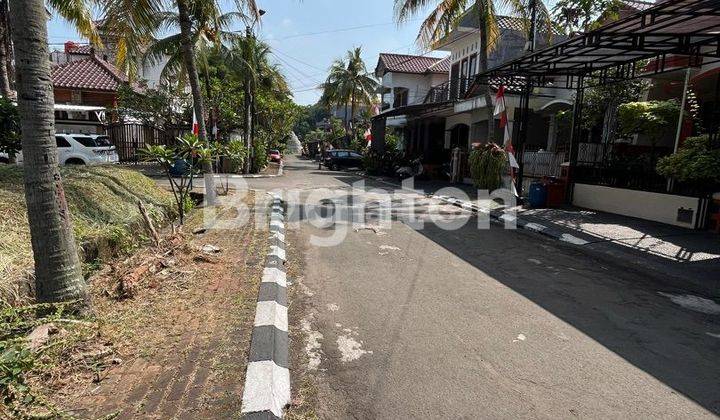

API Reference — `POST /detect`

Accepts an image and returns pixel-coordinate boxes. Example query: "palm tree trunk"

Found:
[350,92,356,144]
[177,0,216,203]
[243,26,253,173]
[477,1,495,143]
[9,0,86,303]
[0,0,12,97]
[344,102,349,137]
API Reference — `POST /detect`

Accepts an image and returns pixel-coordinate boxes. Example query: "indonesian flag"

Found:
[192,111,200,136]
[495,85,520,196]
[493,86,513,150]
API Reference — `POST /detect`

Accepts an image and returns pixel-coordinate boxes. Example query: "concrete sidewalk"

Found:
[435,195,720,298]
[359,173,720,298]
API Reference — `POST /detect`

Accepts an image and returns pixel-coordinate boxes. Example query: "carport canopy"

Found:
[474,0,720,86]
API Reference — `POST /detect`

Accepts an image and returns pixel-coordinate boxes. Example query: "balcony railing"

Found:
[424,77,474,104]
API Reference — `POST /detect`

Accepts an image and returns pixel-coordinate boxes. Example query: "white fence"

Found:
[522,143,606,179]
[522,151,564,178]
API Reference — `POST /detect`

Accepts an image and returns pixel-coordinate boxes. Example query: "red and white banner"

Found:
[493,86,514,152]
[192,111,200,136]
[494,85,519,196]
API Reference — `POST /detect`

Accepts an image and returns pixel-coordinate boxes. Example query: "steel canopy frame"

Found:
[476,0,720,84]
[465,0,720,200]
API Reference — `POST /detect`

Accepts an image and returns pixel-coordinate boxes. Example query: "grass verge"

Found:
[0,164,176,306]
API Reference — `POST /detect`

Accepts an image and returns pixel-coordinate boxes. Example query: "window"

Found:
[335,151,350,158]
[469,54,477,76]
[56,137,71,148]
[393,88,409,107]
[73,136,111,147]
[350,152,362,158]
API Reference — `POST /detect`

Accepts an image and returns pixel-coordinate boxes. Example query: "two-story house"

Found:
[374,53,450,130]
[372,8,569,176]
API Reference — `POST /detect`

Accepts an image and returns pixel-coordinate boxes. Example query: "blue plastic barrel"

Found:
[528,181,548,208]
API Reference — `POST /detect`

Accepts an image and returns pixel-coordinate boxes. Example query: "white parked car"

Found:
[0,134,119,165]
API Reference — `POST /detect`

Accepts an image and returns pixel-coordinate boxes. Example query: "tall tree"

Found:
[0,0,11,98]
[320,47,378,140]
[176,0,218,201]
[9,0,86,303]
[395,0,551,143]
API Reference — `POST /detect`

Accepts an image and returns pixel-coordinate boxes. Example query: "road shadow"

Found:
[408,217,720,415]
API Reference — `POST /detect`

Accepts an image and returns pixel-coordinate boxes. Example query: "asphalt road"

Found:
[245,156,720,419]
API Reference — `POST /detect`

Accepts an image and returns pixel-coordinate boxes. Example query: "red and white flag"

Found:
[493,86,513,151]
[192,112,200,136]
[494,85,520,196]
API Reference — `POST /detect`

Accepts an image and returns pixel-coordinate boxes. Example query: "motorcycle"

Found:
[396,158,424,181]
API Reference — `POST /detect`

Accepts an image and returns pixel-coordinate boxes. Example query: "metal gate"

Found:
[105,123,189,162]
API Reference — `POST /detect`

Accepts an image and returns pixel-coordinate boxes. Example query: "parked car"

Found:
[268,149,282,163]
[0,134,119,165]
[323,149,364,170]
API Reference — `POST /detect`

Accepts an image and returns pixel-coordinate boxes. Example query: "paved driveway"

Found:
[246,156,720,419]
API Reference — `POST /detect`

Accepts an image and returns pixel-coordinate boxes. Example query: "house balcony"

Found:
[424,78,473,104]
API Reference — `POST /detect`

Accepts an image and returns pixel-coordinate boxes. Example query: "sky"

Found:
[47,0,442,106]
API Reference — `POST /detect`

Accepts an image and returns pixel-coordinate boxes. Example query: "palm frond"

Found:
[47,0,101,46]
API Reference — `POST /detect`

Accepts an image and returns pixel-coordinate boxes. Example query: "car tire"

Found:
[64,158,86,165]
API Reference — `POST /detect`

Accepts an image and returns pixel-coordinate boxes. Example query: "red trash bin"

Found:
[545,177,567,207]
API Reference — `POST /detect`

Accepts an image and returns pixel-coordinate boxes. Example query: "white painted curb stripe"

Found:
[254,301,288,332]
[271,231,286,243]
[269,246,286,261]
[270,220,284,229]
[241,360,291,417]
[499,213,517,223]
[524,222,547,232]
[262,267,287,287]
[560,233,590,245]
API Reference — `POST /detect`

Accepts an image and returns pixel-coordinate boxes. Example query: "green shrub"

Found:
[469,143,507,191]
[657,135,720,184]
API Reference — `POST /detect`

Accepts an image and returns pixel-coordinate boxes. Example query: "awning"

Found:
[476,0,720,84]
[372,102,452,119]
[54,104,106,112]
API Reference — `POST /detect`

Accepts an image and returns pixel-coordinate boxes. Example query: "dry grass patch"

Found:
[1,192,270,419]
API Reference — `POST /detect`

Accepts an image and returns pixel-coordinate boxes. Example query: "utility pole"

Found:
[515,0,538,198]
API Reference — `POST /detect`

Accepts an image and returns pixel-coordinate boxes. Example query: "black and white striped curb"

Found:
[241,194,290,420]
[435,195,590,246]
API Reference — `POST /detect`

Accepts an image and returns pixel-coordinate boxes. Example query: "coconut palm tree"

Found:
[8,0,88,303]
[102,0,259,194]
[394,0,552,142]
[144,7,244,85]
[321,47,378,140]
[223,35,289,171]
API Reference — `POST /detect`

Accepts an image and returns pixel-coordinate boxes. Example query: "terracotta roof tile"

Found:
[66,44,93,55]
[51,56,131,92]
[377,53,450,75]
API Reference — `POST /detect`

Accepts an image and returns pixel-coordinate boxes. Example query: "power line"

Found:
[276,19,422,41]
[271,47,327,72]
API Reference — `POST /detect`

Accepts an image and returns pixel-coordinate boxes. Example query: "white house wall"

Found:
[382,72,436,107]
[573,183,702,229]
